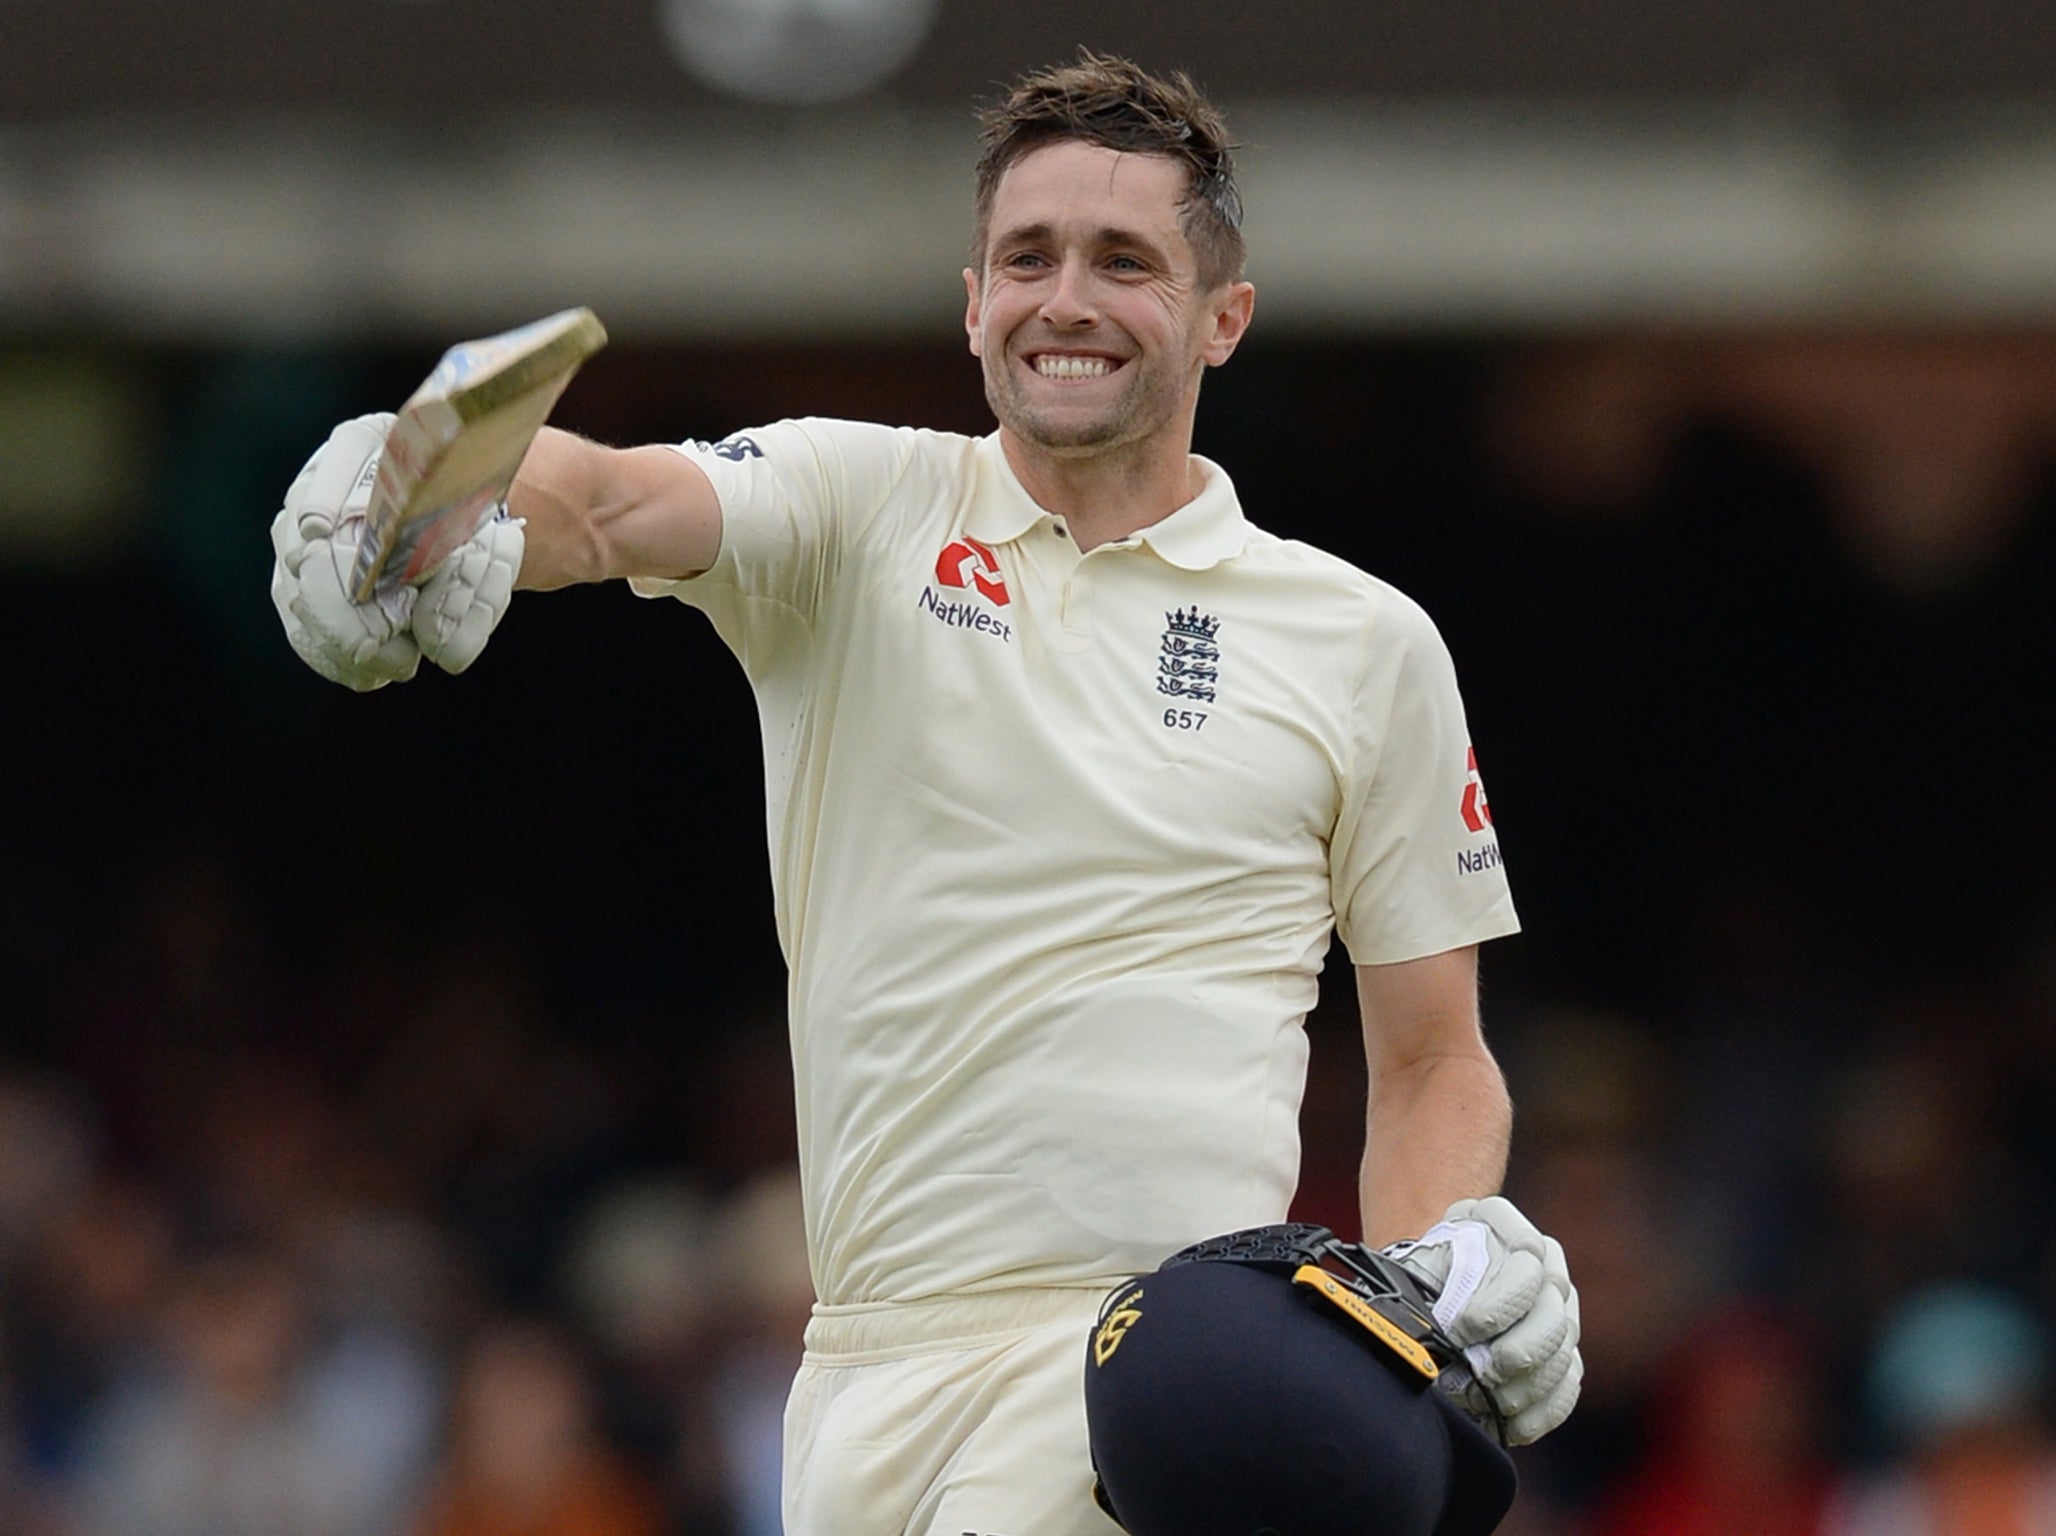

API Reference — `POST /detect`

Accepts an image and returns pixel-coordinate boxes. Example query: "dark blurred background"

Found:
[5,5,2056,1535]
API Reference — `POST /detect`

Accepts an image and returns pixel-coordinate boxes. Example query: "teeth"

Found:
[1035,355,1112,379]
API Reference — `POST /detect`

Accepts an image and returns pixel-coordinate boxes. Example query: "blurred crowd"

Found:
[3,330,2055,1533]
[5,897,2056,1535]
[0,884,814,1536]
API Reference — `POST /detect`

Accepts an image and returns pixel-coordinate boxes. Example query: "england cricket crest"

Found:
[1157,607,1221,702]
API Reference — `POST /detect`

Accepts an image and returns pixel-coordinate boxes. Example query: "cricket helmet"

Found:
[1083,1223,1517,1536]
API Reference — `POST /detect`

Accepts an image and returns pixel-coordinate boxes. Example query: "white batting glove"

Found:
[412,506,523,675]
[1386,1195,1583,1445]
[269,413,420,691]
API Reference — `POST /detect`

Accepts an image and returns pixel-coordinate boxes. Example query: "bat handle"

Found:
[348,538,388,605]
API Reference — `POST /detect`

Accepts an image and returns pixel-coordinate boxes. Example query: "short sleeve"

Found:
[1330,590,1520,965]
[629,417,917,622]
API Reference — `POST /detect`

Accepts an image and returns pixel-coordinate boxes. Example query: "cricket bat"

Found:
[349,306,608,603]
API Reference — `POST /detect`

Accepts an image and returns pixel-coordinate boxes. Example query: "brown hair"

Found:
[972,50,1246,290]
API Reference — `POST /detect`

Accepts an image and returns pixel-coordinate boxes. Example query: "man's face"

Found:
[965,140,1251,458]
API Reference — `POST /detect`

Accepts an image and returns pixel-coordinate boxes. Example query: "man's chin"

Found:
[990,397,1132,454]
[1019,422,1126,453]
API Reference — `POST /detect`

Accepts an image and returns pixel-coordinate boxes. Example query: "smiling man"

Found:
[969,137,1251,498]
[269,51,1580,1536]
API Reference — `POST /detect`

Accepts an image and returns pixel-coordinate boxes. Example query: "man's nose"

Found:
[1040,256,1099,327]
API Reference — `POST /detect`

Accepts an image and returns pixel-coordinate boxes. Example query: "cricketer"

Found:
[269,52,1582,1536]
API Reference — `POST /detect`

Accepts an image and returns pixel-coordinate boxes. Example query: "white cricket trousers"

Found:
[782,1286,1127,1536]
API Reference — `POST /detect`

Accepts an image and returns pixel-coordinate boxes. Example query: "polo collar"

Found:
[967,434,1249,571]
[965,434,1048,547]
[1135,455,1248,570]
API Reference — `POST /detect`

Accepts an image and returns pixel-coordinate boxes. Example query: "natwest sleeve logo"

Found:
[1460,746,1493,834]
[934,537,1010,606]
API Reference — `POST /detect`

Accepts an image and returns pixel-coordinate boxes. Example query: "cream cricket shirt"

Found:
[636,419,1517,1307]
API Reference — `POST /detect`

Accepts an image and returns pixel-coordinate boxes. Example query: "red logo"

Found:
[935,538,1010,606]
[1460,747,1493,834]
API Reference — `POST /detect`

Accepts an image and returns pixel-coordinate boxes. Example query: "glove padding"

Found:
[1385,1195,1583,1445]
[412,508,523,675]
[269,413,524,687]
[270,414,419,691]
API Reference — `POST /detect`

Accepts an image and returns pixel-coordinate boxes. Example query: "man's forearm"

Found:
[508,429,721,590]
[507,427,611,590]
[1357,1051,1511,1247]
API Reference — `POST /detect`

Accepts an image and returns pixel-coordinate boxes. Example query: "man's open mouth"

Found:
[1032,354,1119,380]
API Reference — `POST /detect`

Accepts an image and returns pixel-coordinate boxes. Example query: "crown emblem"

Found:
[1157,607,1223,703]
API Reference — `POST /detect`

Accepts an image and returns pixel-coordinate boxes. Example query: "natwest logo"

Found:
[1460,746,1493,834]
[934,537,1010,606]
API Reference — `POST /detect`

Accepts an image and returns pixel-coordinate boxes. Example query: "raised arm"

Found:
[510,428,722,589]
[269,415,724,690]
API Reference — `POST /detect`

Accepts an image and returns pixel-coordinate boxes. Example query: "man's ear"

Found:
[1202,281,1257,368]
[964,267,983,358]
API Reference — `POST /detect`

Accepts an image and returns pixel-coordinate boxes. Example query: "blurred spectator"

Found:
[704,1170,813,1536]
[560,1174,734,1528]
[0,1079,116,1535]
[295,1199,462,1536]
[1592,1304,1832,1536]
[5,1176,172,1503]
[1822,1282,2056,1536]
[71,1244,434,1536]
[357,937,634,1312]
[409,1319,664,1536]
[1494,1010,1691,1518]
[0,1075,94,1270]
[564,1179,714,1373]
[1802,1020,2030,1409]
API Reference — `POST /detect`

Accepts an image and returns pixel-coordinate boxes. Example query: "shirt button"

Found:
[1053,523,1068,539]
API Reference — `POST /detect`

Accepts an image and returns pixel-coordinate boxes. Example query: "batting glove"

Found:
[269,413,421,691]
[411,505,523,676]
[1385,1195,1583,1445]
